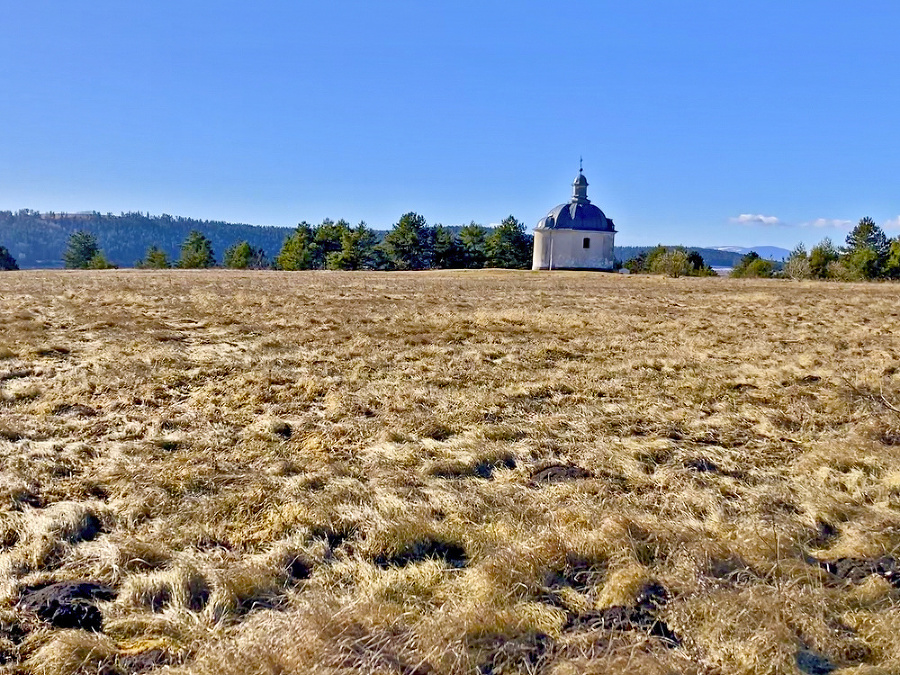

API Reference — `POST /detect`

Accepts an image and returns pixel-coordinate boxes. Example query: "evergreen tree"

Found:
[0,246,18,271]
[809,238,838,278]
[432,225,463,269]
[86,252,115,269]
[485,215,531,268]
[326,222,378,270]
[276,223,317,270]
[843,217,889,279]
[177,230,215,268]
[313,219,350,268]
[63,231,100,269]
[623,252,647,274]
[885,239,900,280]
[730,251,774,278]
[138,246,171,269]
[381,212,430,270]
[458,223,488,268]
[224,241,267,269]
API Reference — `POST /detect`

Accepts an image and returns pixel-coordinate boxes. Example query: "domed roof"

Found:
[536,170,616,232]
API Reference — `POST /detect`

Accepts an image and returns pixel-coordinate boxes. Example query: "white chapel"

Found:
[532,168,616,270]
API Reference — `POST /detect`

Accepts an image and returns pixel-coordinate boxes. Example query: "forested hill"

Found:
[0,209,749,269]
[0,210,294,269]
[615,246,745,267]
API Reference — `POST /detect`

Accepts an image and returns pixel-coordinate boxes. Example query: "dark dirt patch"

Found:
[433,455,516,480]
[309,526,356,554]
[34,346,70,357]
[731,382,759,392]
[153,439,181,452]
[879,432,900,446]
[529,465,592,485]
[63,512,103,544]
[473,456,516,479]
[19,581,116,632]
[51,403,98,417]
[708,556,759,584]
[564,582,679,646]
[194,536,232,552]
[0,426,22,442]
[800,375,823,384]
[816,556,900,587]
[543,555,607,597]
[271,421,292,439]
[473,631,552,675]
[9,488,42,510]
[809,521,839,548]
[796,649,836,674]
[0,369,34,382]
[683,457,719,473]
[683,457,746,480]
[374,539,467,569]
[287,556,311,580]
[422,423,455,442]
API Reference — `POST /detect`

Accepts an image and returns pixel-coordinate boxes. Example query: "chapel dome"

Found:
[535,170,615,232]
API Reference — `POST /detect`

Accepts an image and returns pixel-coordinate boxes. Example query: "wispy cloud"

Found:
[882,216,900,231]
[800,218,854,229]
[730,214,782,226]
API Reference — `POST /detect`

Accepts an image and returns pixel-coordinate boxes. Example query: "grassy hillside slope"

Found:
[1,271,899,674]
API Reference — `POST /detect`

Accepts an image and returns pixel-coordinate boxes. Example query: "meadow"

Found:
[1,270,899,675]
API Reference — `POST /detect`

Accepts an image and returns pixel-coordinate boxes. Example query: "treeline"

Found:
[59,213,535,271]
[0,210,291,269]
[616,245,745,268]
[622,246,718,277]
[273,214,531,270]
[780,218,900,280]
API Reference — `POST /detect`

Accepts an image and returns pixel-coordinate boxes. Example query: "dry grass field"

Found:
[1,270,900,675]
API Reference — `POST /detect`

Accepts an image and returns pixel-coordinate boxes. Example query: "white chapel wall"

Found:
[532,229,614,270]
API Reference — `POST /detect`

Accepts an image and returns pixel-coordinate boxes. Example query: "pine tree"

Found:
[809,238,838,278]
[0,246,18,271]
[843,217,889,279]
[224,241,267,269]
[381,212,430,270]
[276,223,317,270]
[432,225,463,269]
[177,231,215,268]
[485,215,531,268]
[138,246,171,269]
[459,223,488,268]
[63,231,100,269]
[313,219,350,269]
[326,222,378,270]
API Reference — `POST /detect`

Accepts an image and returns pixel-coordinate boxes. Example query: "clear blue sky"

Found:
[2,1,899,248]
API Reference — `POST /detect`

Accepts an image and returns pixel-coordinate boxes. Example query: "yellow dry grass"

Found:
[1,269,899,674]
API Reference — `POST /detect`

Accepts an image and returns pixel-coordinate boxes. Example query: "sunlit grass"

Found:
[1,270,900,674]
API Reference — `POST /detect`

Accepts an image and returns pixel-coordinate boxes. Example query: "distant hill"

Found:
[713,245,791,261]
[614,246,746,267]
[0,210,295,269]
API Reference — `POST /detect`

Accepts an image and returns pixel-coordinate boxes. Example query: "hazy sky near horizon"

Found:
[2,1,899,248]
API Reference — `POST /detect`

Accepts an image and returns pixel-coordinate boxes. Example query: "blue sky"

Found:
[2,1,899,248]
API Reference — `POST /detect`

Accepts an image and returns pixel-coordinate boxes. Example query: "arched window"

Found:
[583,237,590,249]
